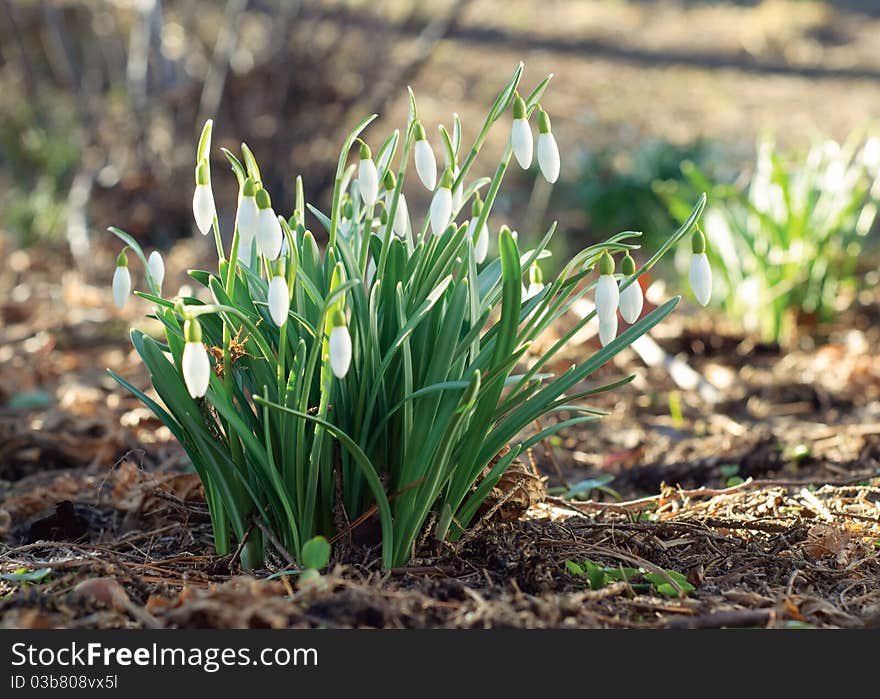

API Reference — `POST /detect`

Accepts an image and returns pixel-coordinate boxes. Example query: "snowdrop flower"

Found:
[618,252,643,324]
[182,319,211,398]
[536,108,560,184]
[147,250,165,292]
[383,171,409,237]
[357,141,379,207]
[414,122,437,190]
[598,314,618,347]
[524,263,544,300]
[451,168,463,214]
[255,188,283,260]
[236,178,259,265]
[510,94,533,169]
[328,309,352,379]
[469,195,489,263]
[429,168,454,236]
[191,161,216,237]
[689,229,712,307]
[112,250,131,310]
[594,252,619,323]
[267,271,290,327]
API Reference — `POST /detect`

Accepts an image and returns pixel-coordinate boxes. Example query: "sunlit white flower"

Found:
[618,253,643,324]
[510,95,533,169]
[328,310,352,379]
[182,319,210,398]
[451,168,462,213]
[430,169,454,236]
[268,274,290,326]
[236,178,259,258]
[474,220,489,263]
[192,161,216,236]
[147,250,165,292]
[536,108,560,184]
[255,189,283,260]
[383,171,409,238]
[689,230,712,307]
[358,142,379,207]
[112,251,131,310]
[594,252,619,323]
[598,314,618,347]
[414,122,437,190]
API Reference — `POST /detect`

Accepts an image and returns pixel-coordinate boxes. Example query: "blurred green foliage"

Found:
[0,97,81,246]
[658,134,880,346]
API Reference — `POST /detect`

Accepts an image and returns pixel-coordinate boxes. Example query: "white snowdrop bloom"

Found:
[357,142,379,207]
[255,189,283,260]
[267,274,290,327]
[147,250,165,292]
[689,230,712,307]
[236,177,259,246]
[618,253,643,324]
[524,263,544,301]
[429,169,454,236]
[598,314,618,347]
[474,220,489,263]
[112,251,131,310]
[414,122,437,190]
[328,310,352,379]
[536,108,560,184]
[192,161,216,236]
[594,252,619,323]
[860,137,880,172]
[182,320,211,399]
[451,168,463,213]
[392,192,409,237]
[510,95,533,169]
[524,281,544,300]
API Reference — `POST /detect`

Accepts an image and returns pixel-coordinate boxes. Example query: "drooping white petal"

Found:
[182,341,211,398]
[147,251,165,291]
[236,194,259,241]
[268,275,290,326]
[429,186,453,236]
[256,208,283,260]
[474,221,489,263]
[414,139,437,190]
[192,183,216,236]
[511,118,533,169]
[689,252,713,307]
[392,192,409,237]
[358,158,379,207]
[537,132,560,183]
[329,325,352,378]
[452,182,463,214]
[594,274,620,323]
[525,282,544,301]
[619,280,644,324]
[598,315,618,347]
[112,266,131,310]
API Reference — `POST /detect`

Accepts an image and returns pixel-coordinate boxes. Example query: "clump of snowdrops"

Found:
[661,133,880,346]
[109,65,709,569]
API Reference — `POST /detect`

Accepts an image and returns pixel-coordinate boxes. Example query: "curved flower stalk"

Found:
[112,250,131,310]
[108,65,709,572]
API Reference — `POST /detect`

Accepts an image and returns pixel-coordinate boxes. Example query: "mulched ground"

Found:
[1,238,879,629]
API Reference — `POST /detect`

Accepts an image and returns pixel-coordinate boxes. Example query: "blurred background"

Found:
[3,0,880,492]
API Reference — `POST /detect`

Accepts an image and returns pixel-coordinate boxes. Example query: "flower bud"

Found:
[510,95,533,169]
[112,251,131,310]
[525,262,544,300]
[268,274,290,327]
[182,320,211,398]
[192,161,216,236]
[618,253,643,324]
[414,122,437,190]
[594,252,619,323]
[147,250,165,292]
[328,309,352,379]
[255,188,283,260]
[429,168,454,236]
[358,141,379,207]
[536,108,560,183]
[689,230,712,307]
